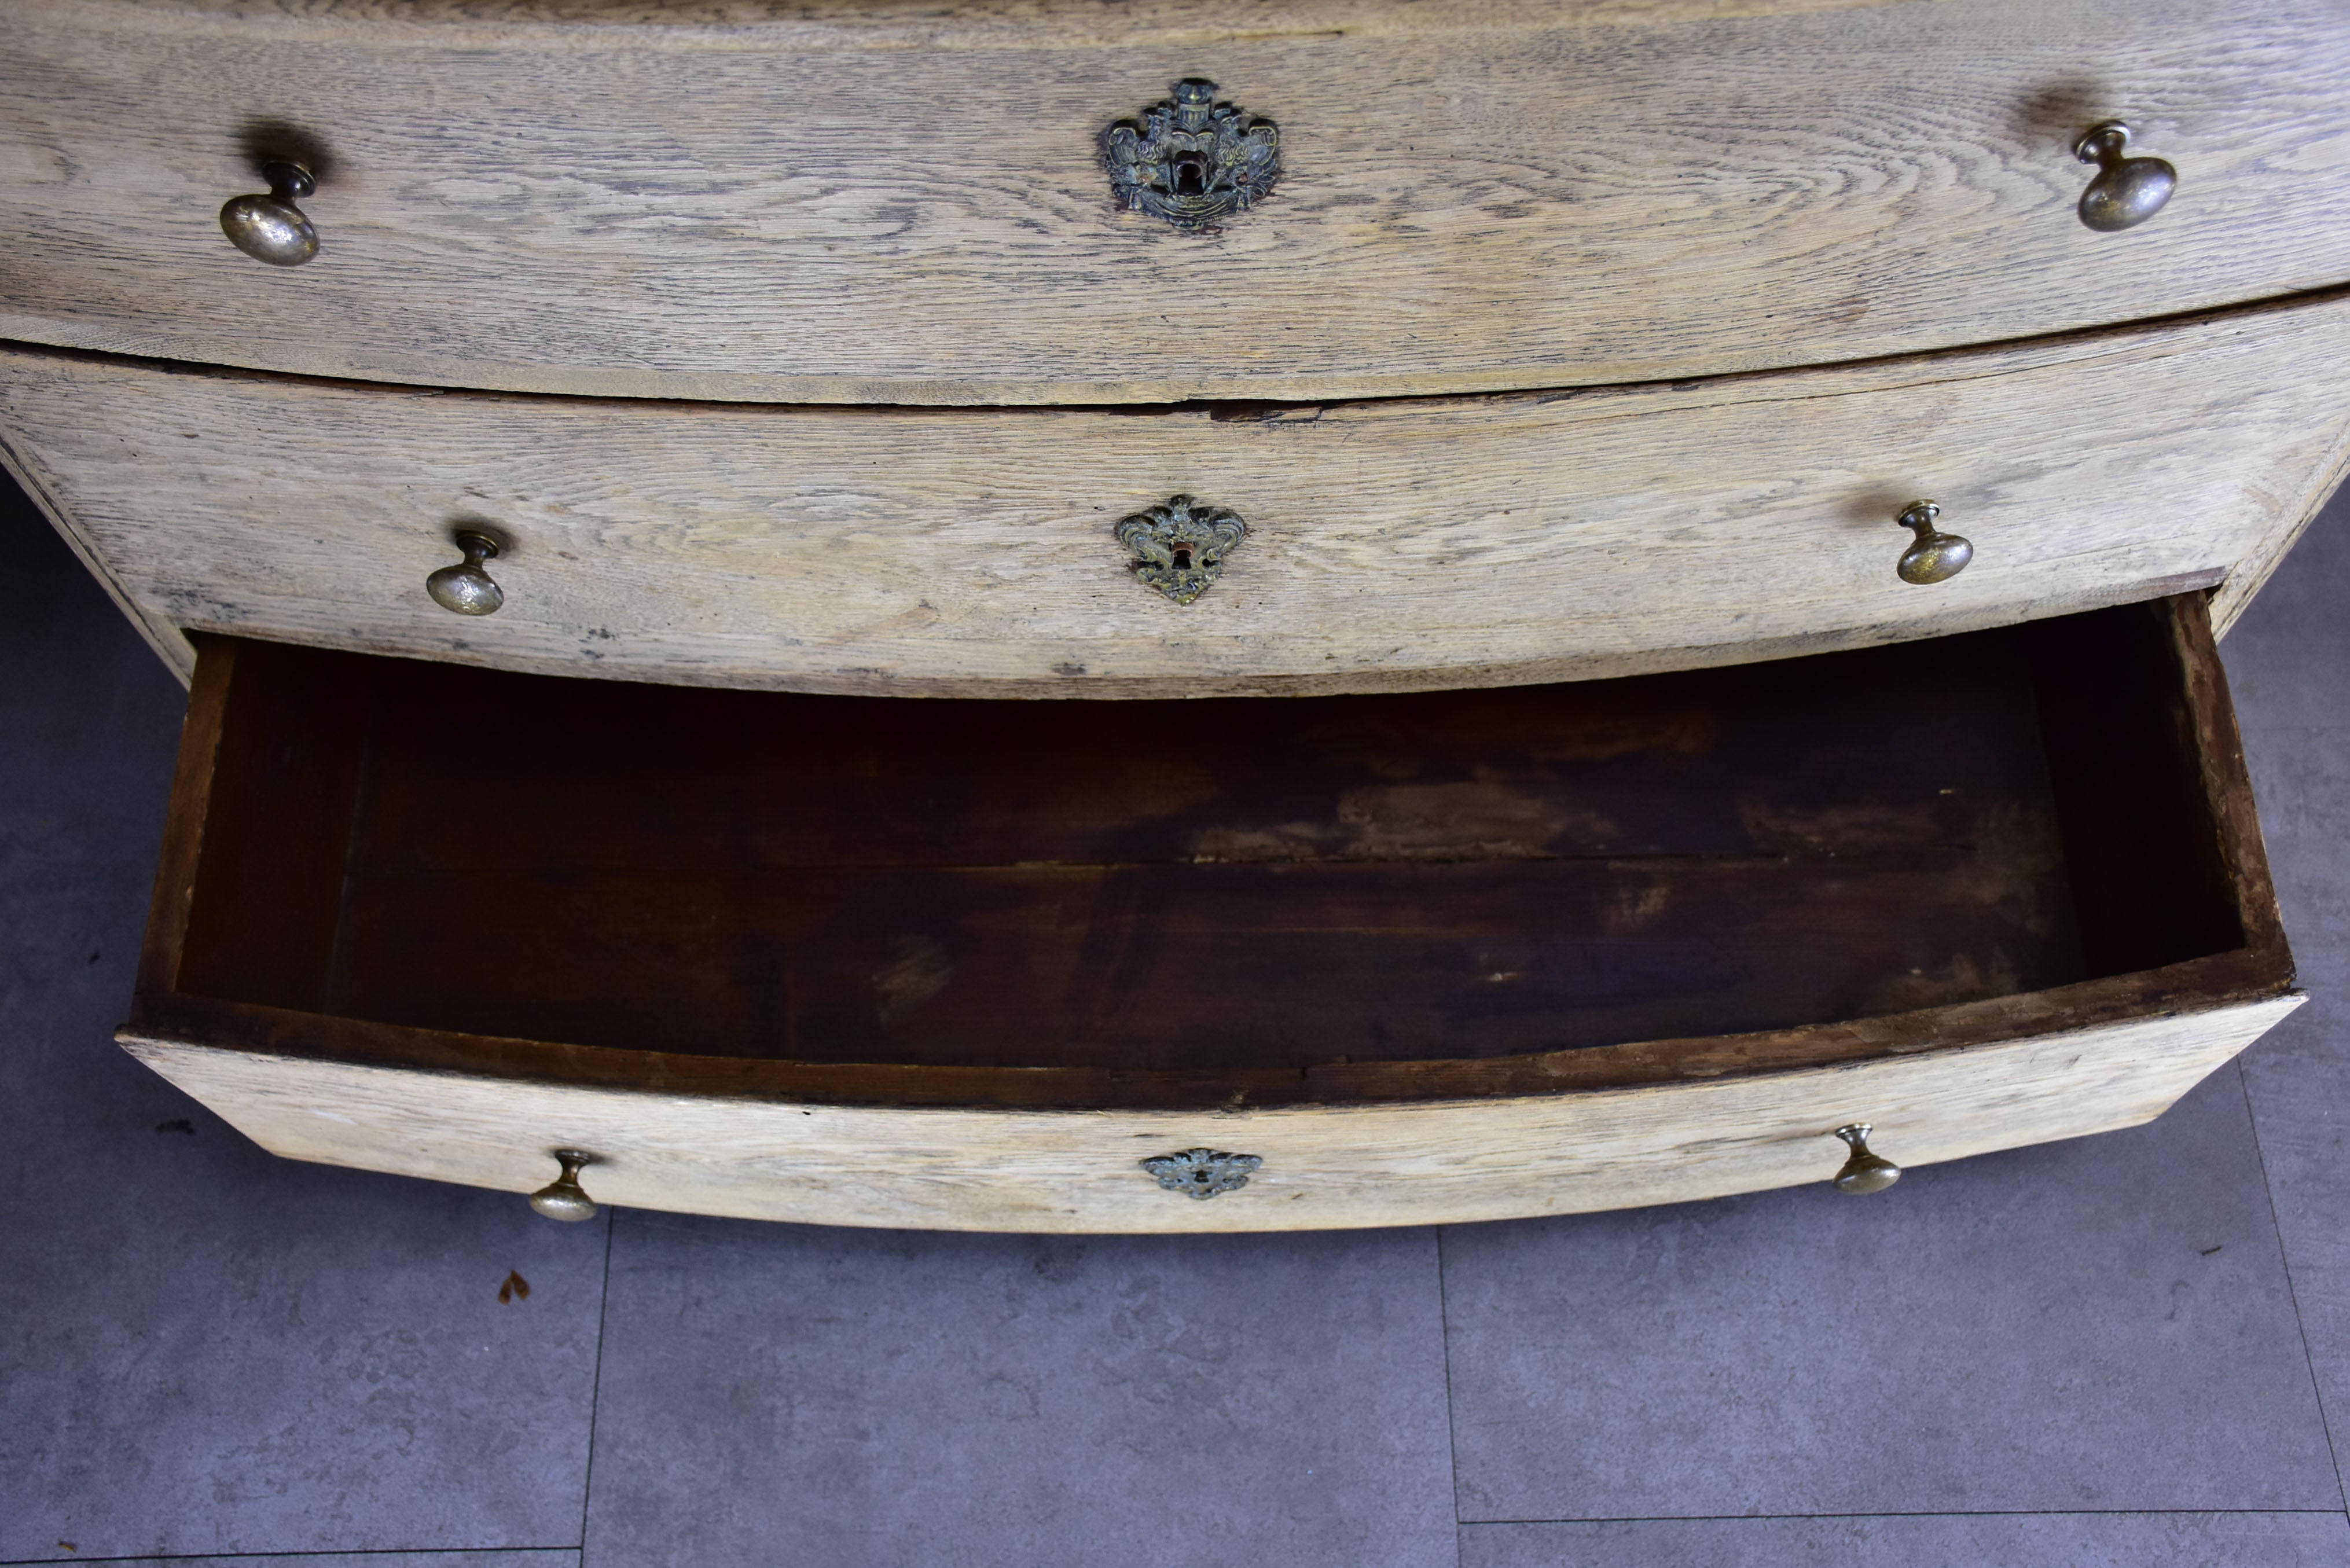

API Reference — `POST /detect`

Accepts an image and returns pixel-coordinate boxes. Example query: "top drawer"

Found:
[3,0,2348,405]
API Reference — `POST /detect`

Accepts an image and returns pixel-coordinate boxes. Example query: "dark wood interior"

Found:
[153,598,2261,1080]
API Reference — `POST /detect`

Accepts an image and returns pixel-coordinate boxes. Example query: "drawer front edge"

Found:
[121,994,2303,1232]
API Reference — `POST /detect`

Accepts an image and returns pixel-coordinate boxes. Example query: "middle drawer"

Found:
[6,289,2349,697]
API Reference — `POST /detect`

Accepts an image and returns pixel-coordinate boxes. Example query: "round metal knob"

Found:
[1831,1124,1902,1194]
[1894,500,1972,585]
[528,1150,598,1221]
[219,160,320,266]
[2075,122,2176,233]
[426,530,505,615]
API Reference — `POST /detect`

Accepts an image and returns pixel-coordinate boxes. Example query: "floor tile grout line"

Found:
[1455,1508,2350,1527]
[573,1206,618,1566]
[2235,1055,2350,1511]
[1434,1225,1466,1567]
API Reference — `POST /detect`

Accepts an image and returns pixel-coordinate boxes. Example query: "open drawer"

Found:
[122,594,2298,1232]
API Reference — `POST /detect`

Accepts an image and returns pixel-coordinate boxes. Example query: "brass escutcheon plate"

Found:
[1101,79,1281,233]
[1141,1148,1264,1199]
[1116,495,1247,604]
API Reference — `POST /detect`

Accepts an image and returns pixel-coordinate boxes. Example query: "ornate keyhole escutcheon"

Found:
[1117,495,1247,604]
[1101,79,1281,233]
[1141,1148,1264,1199]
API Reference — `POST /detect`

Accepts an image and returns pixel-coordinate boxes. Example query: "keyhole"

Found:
[1173,154,1208,196]
[1172,545,1194,570]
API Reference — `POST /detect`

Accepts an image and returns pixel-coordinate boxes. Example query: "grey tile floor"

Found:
[1,470,2345,1567]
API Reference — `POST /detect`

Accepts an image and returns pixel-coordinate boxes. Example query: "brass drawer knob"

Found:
[219,160,321,267]
[426,530,506,615]
[528,1149,599,1221]
[2075,121,2176,232]
[1102,79,1281,233]
[1894,500,1972,585]
[1831,1124,1902,1194]
[1141,1147,1263,1198]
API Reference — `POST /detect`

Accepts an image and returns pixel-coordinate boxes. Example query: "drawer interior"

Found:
[150,598,2259,1078]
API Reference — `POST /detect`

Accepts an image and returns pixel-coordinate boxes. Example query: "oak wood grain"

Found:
[38,0,1896,48]
[3,0,2348,404]
[2210,404,2350,638]
[107,593,2302,1229]
[5,291,2347,696]
[143,598,2263,1068]
[120,995,2303,1231]
[134,637,236,994]
[127,592,2293,1112]
[215,622,2077,1073]
[117,945,2298,1111]
[0,424,189,677]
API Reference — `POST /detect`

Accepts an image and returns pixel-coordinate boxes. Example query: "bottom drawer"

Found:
[122,595,2298,1232]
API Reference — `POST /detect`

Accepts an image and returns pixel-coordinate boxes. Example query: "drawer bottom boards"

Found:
[122,596,2298,1231]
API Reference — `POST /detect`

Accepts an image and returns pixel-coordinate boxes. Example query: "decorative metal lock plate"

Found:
[1141,1148,1264,1199]
[1101,79,1281,233]
[1117,495,1247,604]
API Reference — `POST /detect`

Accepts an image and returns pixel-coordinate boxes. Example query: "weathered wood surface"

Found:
[2210,408,2350,637]
[6,293,2349,695]
[23,0,1896,43]
[128,596,2295,1107]
[2,0,2348,405]
[168,630,2090,1073]
[112,595,2305,1231]
[120,996,2301,1231]
[0,417,189,675]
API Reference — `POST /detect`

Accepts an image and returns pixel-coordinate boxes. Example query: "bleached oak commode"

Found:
[0,0,2343,1231]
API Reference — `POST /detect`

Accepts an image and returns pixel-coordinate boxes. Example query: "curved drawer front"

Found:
[8,294,2350,695]
[3,0,2349,403]
[108,593,2301,1232]
[122,1000,2298,1233]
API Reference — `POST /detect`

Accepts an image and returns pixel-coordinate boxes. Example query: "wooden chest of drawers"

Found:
[0,0,2340,1230]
